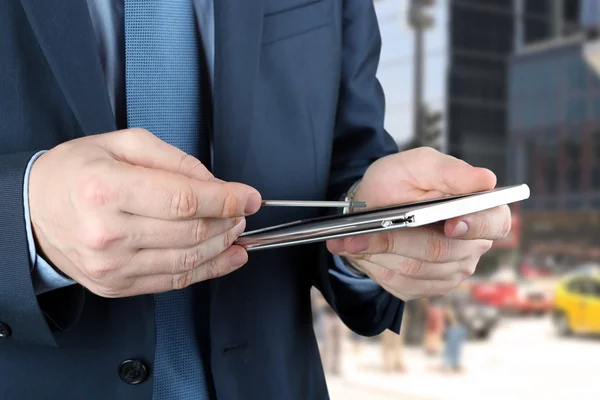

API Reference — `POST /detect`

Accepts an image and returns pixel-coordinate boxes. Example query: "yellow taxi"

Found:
[552,271,600,336]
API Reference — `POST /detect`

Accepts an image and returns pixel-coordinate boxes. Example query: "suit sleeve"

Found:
[0,152,84,347]
[26,151,77,295]
[314,0,404,337]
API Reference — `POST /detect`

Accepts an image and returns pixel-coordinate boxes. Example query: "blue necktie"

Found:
[124,1,210,399]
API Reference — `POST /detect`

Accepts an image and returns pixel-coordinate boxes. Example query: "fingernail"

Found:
[346,236,370,254]
[328,239,344,254]
[451,221,468,237]
[244,193,262,215]
[233,218,246,235]
[231,248,248,267]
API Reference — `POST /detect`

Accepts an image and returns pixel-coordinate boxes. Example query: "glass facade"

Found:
[508,40,600,211]
[447,0,514,185]
[448,0,595,202]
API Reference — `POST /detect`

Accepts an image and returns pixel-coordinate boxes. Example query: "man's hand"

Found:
[327,147,511,301]
[29,129,262,298]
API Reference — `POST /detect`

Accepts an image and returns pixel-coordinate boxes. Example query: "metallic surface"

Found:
[261,200,367,209]
[236,184,531,251]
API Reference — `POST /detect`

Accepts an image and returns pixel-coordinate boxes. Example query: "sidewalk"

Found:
[324,317,600,400]
[325,341,446,400]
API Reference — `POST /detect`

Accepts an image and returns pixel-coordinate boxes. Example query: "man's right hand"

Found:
[28,129,262,298]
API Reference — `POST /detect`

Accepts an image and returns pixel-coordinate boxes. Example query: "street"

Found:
[325,316,600,400]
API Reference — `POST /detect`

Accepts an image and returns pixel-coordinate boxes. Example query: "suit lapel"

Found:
[212,0,264,181]
[19,0,116,135]
[209,0,264,356]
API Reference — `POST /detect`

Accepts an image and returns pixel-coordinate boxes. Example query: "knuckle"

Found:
[425,234,450,262]
[477,215,490,237]
[399,258,425,278]
[376,267,396,282]
[478,239,493,254]
[458,260,477,278]
[82,258,115,281]
[77,175,113,208]
[81,223,117,251]
[125,127,151,140]
[172,271,193,290]
[204,258,224,280]
[194,220,209,243]
[501,214,512,237]
[180,250,201,273]
[178,153,204,174]
[383,233,395,254]
[93,283,125,298]
[223,229,236,249]
[171,186,199,218]
[220,192,240,218]
[466,262,477,276]
[416,146,436,156]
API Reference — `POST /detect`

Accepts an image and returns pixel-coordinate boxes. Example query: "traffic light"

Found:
[419,105,443,150]
[408,0,436,30]
[402,104,443,151]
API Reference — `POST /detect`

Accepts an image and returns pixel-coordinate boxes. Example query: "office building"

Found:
[446,0,514,186]
[508,0,600,264]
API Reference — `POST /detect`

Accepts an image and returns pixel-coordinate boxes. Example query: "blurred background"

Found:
[313,0,600,399]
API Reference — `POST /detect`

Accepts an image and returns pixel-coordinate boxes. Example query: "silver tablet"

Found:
[234,184,530,251]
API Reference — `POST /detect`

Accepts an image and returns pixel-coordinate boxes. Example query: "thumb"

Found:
[438,158,497,194]
[407,149,497,195]
[97,128,214,181]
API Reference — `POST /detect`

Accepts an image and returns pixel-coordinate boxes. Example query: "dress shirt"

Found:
[28,0,382,297]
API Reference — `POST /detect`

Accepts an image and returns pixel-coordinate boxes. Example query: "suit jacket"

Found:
[0,0,403,398]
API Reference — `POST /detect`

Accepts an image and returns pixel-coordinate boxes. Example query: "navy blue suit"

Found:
[0,0,403,398]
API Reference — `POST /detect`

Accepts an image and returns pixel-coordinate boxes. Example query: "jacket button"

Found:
[0,322,11,338]
[118,359,149,385]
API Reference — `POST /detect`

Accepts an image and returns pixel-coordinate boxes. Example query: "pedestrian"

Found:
[423,298,445,356]
[381,306,409,373]
[319,304,343,376]
[441,285,470,372]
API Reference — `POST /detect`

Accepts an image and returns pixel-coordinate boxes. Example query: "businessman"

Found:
[0,0,511,399]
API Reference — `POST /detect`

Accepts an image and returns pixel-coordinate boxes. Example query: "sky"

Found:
[373,0,448,144]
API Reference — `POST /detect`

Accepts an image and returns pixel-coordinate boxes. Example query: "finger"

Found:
[130,218,246,275]
[357,259,465,301]
[345,253,475,281]
[405,148,497,195]
[329,228,492,263]
[444,205,511,240]
[97,162,261,219]
[126,215,243,249]
[99,128,214,181]
[117,246,248,297]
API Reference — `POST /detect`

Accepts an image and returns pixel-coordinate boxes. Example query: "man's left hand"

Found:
[327,147,511,301]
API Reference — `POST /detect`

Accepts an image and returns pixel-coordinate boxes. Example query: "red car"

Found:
[470,278,553,315]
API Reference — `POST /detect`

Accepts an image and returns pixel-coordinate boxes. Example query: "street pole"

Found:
[414,24,424,143]
[409,0,434,145]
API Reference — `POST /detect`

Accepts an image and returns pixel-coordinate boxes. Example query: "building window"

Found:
[540,137,559,194]
[594,95,600,121]
[593,134,600,190]
[566,96,586,123]
[566,57,586,91]
[524,138,536,191]
[565,134,581,192]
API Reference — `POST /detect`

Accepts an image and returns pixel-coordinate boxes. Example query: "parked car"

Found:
[507,279,554,316]
[403,293,500,344]
[470,277,553,316]
[552,272,600,336]
[460,300,500,340]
